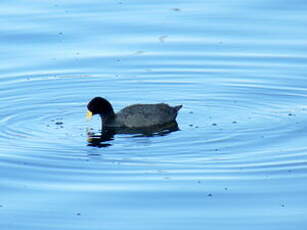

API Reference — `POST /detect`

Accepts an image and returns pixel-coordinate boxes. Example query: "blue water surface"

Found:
[1,0,307,229]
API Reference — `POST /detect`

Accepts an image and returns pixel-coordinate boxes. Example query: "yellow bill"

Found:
[86,111,93,120]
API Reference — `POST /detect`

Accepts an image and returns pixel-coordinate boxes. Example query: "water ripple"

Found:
[0,71,306,184]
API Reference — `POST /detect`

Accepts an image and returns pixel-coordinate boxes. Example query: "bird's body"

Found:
[87,97,182,129]
[111,103,182,128]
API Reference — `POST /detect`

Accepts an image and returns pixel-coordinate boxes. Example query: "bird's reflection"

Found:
[87,121,179,148]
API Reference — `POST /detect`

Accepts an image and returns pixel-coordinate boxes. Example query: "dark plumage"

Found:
[87,97,182,128]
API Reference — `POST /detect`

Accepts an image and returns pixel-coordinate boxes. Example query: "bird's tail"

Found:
[174,105,183,112]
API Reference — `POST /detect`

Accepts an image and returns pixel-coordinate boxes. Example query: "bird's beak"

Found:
[86,111,93,120]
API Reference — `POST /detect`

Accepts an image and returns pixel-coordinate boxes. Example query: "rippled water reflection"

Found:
[1,0,307,229]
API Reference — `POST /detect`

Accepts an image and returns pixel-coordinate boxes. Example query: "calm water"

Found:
[1,0,307,229]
